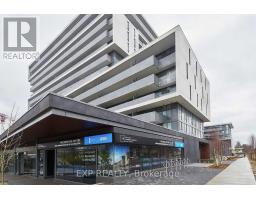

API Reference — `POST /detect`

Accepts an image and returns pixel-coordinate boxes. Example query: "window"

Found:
[200,70,202,82]
[196,61,198,76]
[109,51,123,66]
[113,145,130,171]
[205,78,207,90]
[201,98,203,110]
[197,94,198,107]
[189,85,192,101]
[157,68,175,86]
[127,21,130,53]
[202,86,204,98]
[194,75,196,89]
[189,48,191,65]
[139,35,146,49]
[155,85,176,97]
[56,146,97,182]
[156,47,175,59]
[133,28,136,51]
[186,63,188,79]
[23,151,36,175]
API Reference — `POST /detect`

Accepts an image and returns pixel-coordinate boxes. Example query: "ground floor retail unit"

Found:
[1,93,209,184]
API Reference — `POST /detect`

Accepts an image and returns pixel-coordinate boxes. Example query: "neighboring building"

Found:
[232,147,245,157]
[1,14,211,184]
[204,123,233,157]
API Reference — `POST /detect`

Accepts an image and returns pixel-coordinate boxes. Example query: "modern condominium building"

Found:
[1,14,211,184]
[28,14,210,139]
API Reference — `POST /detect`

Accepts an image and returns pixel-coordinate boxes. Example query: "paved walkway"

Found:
[5,174,84,185]
[114,166,222,185]
[207,157,256,185]
[6,166,222,185]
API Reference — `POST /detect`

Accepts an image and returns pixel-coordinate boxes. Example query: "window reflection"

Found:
[56,146,97,181]
[97,145,113,172]
[113,145,129,171]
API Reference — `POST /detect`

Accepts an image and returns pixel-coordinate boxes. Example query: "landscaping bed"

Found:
[208,163,230,169]
[249,160,256,180]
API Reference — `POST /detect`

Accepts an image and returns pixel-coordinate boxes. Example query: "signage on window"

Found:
[84,133,113,145]
[175,141,184,148]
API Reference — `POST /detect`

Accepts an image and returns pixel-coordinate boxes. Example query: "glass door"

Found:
[38,150,44,177]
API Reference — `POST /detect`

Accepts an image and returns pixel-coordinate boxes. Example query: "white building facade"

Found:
[28,14,210,139]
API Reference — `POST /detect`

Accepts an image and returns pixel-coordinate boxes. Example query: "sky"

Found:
[0,14,255,145]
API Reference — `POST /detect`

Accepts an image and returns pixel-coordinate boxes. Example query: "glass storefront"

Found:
[56,146,97,183]
[97,144,113,171]
[14,148,37,176]
[10,136,184,184]
[23,152,36,175]
[39,150,44,176]
[113,144,184,173]
[113,145,129,171]
[54,143,183,182]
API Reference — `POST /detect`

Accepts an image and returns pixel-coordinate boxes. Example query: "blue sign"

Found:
[84,133,112,145]
[175,141,184,148]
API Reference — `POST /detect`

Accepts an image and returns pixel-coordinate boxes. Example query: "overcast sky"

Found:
[0,14,255,145]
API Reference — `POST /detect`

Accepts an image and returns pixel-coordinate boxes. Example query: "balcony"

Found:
[109,93,156,112]
[132,111,168,124]
[88,74,159,107]
[157,70,176,87]
[157,52,176,71]
[74,55,157,102]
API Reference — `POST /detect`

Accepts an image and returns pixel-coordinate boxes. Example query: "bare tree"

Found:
[212,131,222,166]
[248,134,256,161]
[249,134,255,150]
[0,105,21,185]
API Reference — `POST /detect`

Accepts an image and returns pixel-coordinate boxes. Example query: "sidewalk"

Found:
[207,157,256,185]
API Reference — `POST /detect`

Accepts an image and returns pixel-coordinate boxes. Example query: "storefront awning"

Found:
[0,93,184,146]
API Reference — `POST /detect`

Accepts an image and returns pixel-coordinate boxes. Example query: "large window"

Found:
[129,146,141,172]
[113,145,129,171]
[17,150,36,176]
[39,150,44,176]
[56,146,97,181]
[128,145,183,172]
[140,146,152,170]
[55,144,184,178]
[186,63,188,79]
[155,85,176,97]
[109,51,123,66]
[157,68,176,87]
[177,105,203,138]
[97,144,114,172]
[189,48,191,65]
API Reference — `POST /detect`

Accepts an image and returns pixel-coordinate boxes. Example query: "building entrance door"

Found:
[45,150,55,177]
